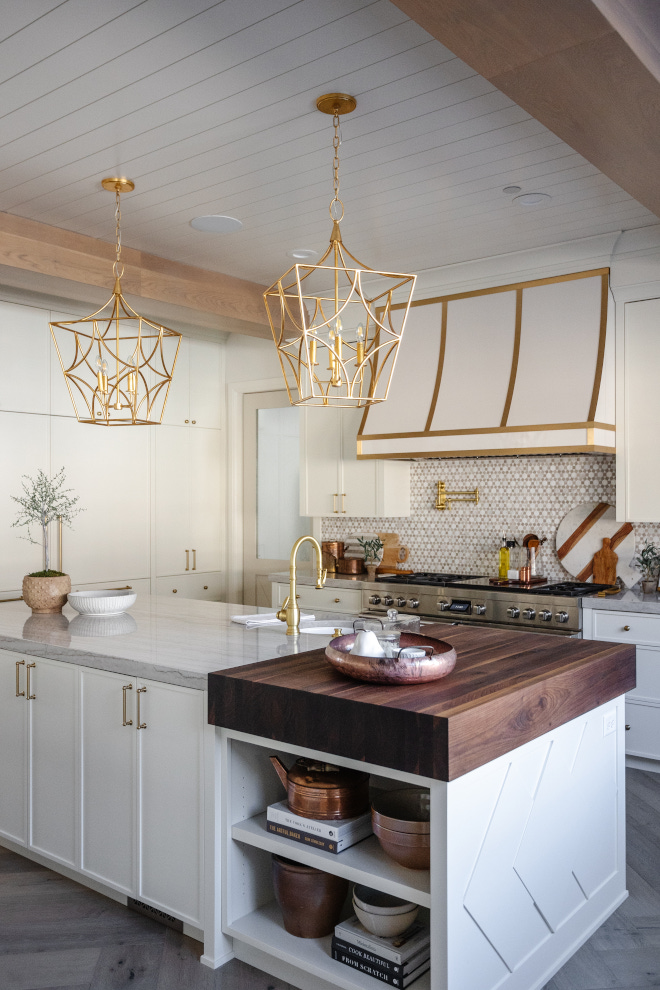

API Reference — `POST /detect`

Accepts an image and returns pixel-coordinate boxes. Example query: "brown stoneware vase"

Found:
[272,855,348,937]
[22,574,71,614]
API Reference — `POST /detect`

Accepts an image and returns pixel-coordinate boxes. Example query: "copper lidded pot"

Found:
[270,756,370,820]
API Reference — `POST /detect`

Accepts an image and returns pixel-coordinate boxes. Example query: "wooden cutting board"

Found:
[555,502,636,586]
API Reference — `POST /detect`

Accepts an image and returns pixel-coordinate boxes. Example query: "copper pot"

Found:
[270,756,369,820]
[272,855,348,937]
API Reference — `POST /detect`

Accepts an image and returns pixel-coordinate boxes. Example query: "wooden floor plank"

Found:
[89,944,164,990]
[0,947,101,990]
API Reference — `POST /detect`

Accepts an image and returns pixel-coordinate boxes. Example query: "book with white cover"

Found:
[266,801,372,841]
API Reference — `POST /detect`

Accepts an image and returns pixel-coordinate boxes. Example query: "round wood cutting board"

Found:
[555,502,636,587]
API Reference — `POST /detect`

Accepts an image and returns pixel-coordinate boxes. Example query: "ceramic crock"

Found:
[22,574,71,614]
[272,855,348,937]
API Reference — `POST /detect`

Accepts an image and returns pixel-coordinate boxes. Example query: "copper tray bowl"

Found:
[325,632,457,684]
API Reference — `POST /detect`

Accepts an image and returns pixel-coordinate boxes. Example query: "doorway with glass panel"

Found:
[242,391,311,606]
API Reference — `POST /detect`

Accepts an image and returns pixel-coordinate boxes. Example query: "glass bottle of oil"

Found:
[498,537,509,579]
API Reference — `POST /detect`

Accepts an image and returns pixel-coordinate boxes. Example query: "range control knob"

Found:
[522,608,536,620]
[539,609,553,621]
[555,611,569,623]
[408,598,420,609]
[437,599,450,611]
[507,607,520,619]
[474,604,486,615]
[369,595,381,605]
[383,595,394,607]
[396,597,407,608]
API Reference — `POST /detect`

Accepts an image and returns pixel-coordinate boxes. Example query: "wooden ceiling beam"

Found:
[0,210,271,338]
[390,0,660,219]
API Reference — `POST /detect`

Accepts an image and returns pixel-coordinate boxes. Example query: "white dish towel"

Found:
[231,612,315,628]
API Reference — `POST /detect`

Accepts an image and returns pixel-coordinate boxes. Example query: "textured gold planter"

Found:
[22,574,71,614]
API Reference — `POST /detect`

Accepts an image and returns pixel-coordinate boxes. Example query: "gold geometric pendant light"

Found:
[50,178,182,425]
[264,94,416,407]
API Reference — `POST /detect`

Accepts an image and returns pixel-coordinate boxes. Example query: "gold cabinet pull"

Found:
[192,549,196,571]
[185,549,190,571]
[26,663,36,700]
[341,493,346,513]
[15,660,25,697]
[136,686,147,729]
[332,493,338,513]
[122,684,133,726]
[623,625,631,631]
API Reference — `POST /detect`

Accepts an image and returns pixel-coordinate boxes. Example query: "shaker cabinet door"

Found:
[137,679,205,927]
[0,651,29,846]
[80,667,136,895]
[29,657,78,868]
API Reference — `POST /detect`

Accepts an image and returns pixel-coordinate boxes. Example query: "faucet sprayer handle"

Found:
[277,596,290,622]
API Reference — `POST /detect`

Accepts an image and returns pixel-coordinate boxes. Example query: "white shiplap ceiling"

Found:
[0,0,655,286]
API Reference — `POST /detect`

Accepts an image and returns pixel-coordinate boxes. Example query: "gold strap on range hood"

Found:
[357,268,614,460]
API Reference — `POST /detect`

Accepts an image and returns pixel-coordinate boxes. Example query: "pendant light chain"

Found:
[330,109,344,222]
[114,188,124,279]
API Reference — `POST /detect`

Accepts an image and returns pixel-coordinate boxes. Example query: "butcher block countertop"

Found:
[208,624,635,781]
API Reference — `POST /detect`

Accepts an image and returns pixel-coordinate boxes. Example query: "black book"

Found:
[332,944,430,987]
[331,935,429,978]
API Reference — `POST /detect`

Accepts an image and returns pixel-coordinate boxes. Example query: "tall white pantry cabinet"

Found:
[0,298,224,599]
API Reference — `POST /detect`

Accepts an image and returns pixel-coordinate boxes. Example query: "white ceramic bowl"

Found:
[352,895,419,937]
[67,589,137,616]
[353,886,417,916]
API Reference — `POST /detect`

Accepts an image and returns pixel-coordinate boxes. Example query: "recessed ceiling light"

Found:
[190,215,243,233]
[287,248,319,260]
[513,192,552,206]
[503,185,521,194]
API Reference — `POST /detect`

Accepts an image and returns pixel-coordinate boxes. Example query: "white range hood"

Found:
[358,268,614,459]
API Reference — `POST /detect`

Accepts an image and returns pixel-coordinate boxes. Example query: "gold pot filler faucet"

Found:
[277,536,327,635]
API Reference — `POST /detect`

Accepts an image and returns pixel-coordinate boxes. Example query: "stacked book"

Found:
[332,914,430,988]
[266,801,372,854]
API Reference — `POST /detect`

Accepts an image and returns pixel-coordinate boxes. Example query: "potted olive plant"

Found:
[12,468,82,613]
[357,536,384,581]
[634,539,660,595]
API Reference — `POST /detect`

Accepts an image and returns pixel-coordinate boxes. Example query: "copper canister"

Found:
[270,756,370,820]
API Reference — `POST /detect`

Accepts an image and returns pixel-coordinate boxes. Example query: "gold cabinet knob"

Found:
[625,724,631,730]
[192,420,196,424]
[623,625,631,631]
[204,585,208,590]
[334,598,341,603]
[185,419,189,423]
[173,589,178,593]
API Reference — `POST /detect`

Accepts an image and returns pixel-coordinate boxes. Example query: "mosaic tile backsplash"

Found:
[321,454,660,583]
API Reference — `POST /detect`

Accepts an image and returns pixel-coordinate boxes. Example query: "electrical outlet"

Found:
[603,710,617,735]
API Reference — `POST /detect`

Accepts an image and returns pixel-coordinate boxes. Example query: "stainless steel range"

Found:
[361,573,615,637]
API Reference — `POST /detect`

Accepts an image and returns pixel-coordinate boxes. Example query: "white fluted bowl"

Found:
[67,590,137,616]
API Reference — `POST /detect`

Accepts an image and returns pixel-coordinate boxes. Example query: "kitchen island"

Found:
[0,597,636,990]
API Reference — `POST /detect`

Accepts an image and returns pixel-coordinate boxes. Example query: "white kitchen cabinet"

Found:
[155,572,223,600]
[137,678,205,927]
[50,416,151,586]
[271,581,362,616]
[155,425,222,584]
[28,656,79,867]
[80,666,136,895]
[300,406,410,517]
[618,297,660,521]
[162,337,223,429]
[583,607,660,767]
[0,412,50,588]
[0,651,29,847]
[0,301,51,415]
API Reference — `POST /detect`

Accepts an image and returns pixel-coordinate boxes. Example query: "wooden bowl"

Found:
[372,821,430,870]
[371,788,430,834]
[324,633,457,684]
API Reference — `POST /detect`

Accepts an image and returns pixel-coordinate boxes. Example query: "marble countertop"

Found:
[0,597,358,690]
[269,570,384,589]
[582,586,660,613]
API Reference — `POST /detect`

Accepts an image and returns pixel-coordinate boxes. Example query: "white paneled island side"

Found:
[0,596,635,990]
